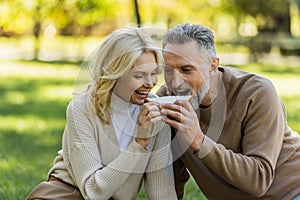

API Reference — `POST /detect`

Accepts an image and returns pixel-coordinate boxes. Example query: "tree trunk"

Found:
[133,0,141,27]
[33,21,41,60]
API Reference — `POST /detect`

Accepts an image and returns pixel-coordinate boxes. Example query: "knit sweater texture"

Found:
[48,93,177,200]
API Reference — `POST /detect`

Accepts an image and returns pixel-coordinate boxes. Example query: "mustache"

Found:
[167,83,194,96]
[167,79,210,110]
[169,88,192,96]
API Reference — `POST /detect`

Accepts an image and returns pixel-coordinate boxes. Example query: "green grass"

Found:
[0,60,78,199]
[0,60,299,199]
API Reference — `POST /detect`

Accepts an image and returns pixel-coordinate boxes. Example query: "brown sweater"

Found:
[170,66,300,200]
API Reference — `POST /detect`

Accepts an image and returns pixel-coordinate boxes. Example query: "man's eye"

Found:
[181,68,193,73]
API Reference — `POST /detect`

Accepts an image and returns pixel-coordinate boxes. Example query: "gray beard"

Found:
[190,78,210,110]
[166,78,210,110]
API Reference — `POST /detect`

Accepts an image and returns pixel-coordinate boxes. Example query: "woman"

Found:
[26,27,177,200]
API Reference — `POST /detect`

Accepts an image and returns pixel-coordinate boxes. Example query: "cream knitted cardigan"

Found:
[48,93,177,200]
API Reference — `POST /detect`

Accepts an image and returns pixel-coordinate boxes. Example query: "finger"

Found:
[160,108,183,122]
[175,100,194,112]
[148,110,162,118]
[151,115,164,124]
[162,116,182,130]
[144,98,150,103]
[160,103,184,113]
[139,106,150,117]
[143,101,159,106]
[141,104,161,114]
[160,103,191,120]
[138,110,161,126]
[140,104,159,117]
[148,105,161,113]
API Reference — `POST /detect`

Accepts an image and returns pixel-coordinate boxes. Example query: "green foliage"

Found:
[0,1,33,34]
[0,60,299,199]
[0,0,118,36]
[1,0,299,38]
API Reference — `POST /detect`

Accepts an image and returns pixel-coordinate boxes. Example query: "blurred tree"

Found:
[0,0,118,59]
[1,0,299,60]
[229,0,300,59]
[30,0,58,59]
[57,0,118,36]
[231,0,291,34]
[0,0,33,36]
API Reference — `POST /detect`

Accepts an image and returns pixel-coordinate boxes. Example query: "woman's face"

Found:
[113,52,158,105]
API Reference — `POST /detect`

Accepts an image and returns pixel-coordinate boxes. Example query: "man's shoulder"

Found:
[221,66,273,89]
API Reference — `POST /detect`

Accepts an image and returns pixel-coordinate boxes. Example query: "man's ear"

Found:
[211,57,220,71]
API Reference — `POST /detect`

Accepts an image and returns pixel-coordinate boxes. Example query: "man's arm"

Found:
[172,157,190,199]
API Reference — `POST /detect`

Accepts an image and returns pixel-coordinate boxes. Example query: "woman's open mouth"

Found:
[135,90,149,98]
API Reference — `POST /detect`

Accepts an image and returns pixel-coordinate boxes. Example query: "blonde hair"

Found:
[86,27,163,124]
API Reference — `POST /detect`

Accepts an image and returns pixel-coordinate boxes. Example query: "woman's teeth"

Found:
[136,90,148,95]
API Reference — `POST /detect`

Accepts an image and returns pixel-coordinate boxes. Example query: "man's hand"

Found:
[136,101,162,148]
[160,100,204,151]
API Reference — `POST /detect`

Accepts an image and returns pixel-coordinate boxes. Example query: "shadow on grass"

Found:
[0,98,69,119]
[0,77,75,91]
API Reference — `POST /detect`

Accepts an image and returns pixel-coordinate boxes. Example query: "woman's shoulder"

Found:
[67,93,89,114]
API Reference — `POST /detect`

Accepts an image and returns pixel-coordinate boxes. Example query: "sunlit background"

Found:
[1,0,300,62]
[0,0,300,199]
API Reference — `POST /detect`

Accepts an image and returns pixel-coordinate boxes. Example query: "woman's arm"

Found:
[144,123,178,200]
[65,97,150,199]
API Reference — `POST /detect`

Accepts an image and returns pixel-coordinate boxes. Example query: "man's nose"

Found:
[171,70,184,89]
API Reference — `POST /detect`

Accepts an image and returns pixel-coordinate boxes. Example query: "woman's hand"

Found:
[136,101,163,148]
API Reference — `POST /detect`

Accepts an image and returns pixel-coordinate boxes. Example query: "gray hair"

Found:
[162,23,216,62]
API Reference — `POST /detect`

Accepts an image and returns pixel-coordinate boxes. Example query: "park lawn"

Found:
[0,60,299,199]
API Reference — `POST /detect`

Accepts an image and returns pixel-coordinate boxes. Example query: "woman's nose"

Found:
[144,76,156,88]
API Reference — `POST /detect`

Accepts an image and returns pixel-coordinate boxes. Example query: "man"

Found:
[158,23,300,200]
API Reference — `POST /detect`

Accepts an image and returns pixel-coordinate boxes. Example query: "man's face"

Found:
[163,40,211,108]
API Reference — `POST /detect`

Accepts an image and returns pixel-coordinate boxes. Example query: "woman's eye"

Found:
[151,71,157,76]
[134,74,143,79]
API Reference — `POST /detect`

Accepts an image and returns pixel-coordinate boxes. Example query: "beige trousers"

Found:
[26,179,84,200]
